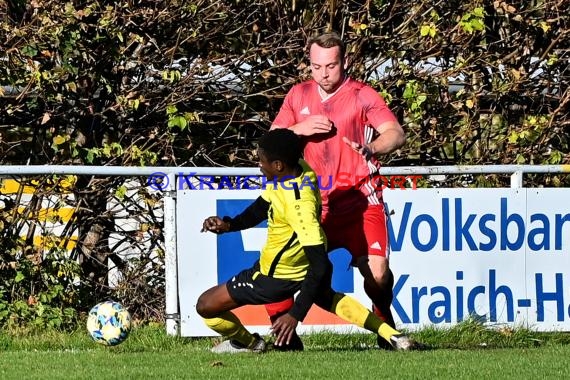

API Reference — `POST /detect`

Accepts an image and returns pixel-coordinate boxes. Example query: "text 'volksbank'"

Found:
[389,197,570,252]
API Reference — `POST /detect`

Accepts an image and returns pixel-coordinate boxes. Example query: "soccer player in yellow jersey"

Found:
[196,128,418,353]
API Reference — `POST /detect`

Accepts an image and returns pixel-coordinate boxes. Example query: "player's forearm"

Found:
[223,196,269,231]
[271,123,316,137]
[289,244,331,321]
[369,126,406,155]
[271,123,301,135]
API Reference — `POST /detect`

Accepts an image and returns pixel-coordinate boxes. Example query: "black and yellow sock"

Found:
[203,311,257,347]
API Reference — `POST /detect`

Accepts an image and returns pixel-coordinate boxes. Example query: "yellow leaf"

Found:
[510,68,520,81]
[53,135,67,145]
[351,22,363,30]
[539,21,550,33]
[60,175,77,189]
[465,99,474,109]
[360,23,368,30]
[429,26,437,38]
[66,82,77,92]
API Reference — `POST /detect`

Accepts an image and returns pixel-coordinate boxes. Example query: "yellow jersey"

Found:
[258,160,326,281]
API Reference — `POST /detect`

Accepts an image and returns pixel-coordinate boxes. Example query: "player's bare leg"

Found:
[357,255,397,349]
[197,284,267,353]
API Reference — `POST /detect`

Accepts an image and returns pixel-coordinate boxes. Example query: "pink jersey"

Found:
[273,77,398,216]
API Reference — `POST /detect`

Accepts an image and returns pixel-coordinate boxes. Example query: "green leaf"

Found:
[471,19,485,31]
[463,23,474,33]
[473,7,485,17]
[168,115,188,130]
[403,82,416,99]
[115,185,127,200]
[85,149,97,163]
[166,105,178,115]
[420,25,430,37]
[109,142,124,156]
[549,151,562,164]
[15,271,25,283]
[21,45,38,57]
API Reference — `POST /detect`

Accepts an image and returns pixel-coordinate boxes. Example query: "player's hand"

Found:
[270,313,299,347]
[342,136,373,161]
[294,115,334,136]
[201,216,230,233]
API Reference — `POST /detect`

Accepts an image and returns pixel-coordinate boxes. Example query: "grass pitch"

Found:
[1,322,569,379]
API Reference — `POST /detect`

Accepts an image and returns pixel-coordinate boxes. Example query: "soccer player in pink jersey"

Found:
[268,31,406,351]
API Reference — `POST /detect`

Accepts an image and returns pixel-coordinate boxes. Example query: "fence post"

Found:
[164,172,179,335]
[510,170,523,188]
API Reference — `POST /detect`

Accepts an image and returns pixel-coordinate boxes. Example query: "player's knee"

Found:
[382,268,394,289]
[363,268,393,293]
[196,294,214,318]
[378,267,394,288]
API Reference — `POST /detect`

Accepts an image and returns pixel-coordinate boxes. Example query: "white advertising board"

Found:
[177,188,570,336]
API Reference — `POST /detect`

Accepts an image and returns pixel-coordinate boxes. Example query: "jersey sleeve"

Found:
[272,86,299,128]
[359,86,399,129]
[223,196,269,232]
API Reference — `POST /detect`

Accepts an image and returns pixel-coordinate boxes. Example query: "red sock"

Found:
[373,304,387,322]
[265,298,294,320]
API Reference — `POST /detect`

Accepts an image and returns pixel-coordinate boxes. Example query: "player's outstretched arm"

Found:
[201,196,269,234]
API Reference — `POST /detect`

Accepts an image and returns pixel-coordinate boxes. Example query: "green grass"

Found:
[1,322,570,379]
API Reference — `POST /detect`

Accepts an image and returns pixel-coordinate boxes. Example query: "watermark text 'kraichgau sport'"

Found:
[146,172,423,191]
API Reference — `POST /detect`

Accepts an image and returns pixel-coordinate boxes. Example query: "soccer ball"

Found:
[87,301,132,346]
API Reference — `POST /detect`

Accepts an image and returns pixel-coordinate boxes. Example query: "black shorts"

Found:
[227,265,303,306]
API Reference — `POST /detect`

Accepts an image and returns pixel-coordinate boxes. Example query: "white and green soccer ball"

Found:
[87,301,132,346]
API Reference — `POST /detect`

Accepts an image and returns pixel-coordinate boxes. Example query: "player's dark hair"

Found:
[258,129,301,168]
[307,31,346,60]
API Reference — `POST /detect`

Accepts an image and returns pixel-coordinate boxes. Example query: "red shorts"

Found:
[322,203,389,264]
